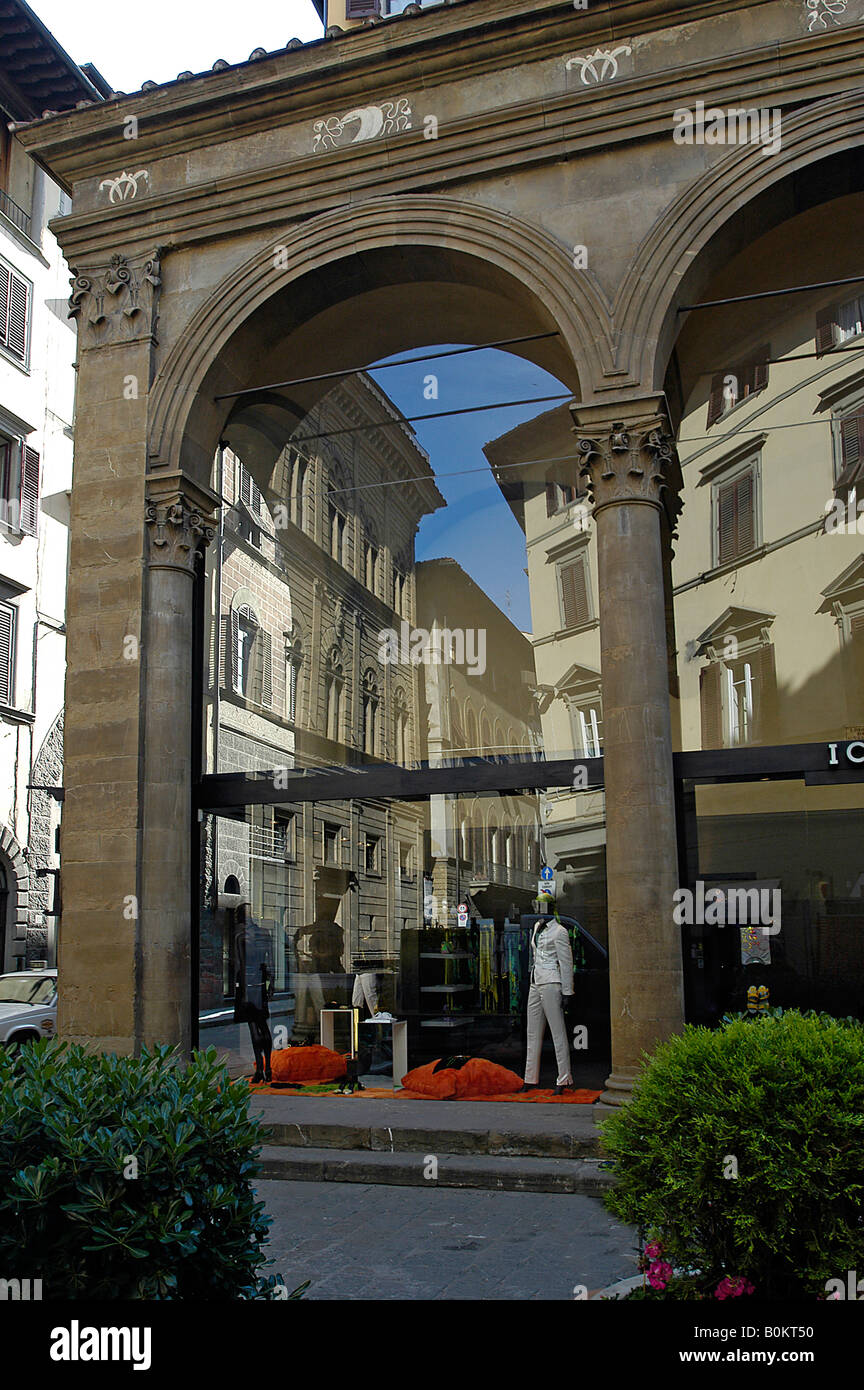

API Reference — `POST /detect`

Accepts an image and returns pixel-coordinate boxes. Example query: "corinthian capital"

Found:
[68,248,164,349]
[145,477,217,576]
[570,399,683,525]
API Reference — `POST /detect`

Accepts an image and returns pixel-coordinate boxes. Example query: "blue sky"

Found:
[369,350,568,634]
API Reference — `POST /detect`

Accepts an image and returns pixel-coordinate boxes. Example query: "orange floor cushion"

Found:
[270,1045,347,1084]
[453,1057,523,1097]
[399,1061,459,1098]
[399,1057,523,1098]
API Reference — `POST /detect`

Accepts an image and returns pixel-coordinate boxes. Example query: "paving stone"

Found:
[257,1178,637,1300]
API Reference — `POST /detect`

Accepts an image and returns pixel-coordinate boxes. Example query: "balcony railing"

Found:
[0,189,32,239]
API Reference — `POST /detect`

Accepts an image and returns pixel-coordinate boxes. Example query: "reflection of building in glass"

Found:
[415,557,543,924]
[200,374,444,1041]
[485,193,864,1017]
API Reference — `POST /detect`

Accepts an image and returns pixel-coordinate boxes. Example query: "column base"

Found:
[593,1068,640,1113]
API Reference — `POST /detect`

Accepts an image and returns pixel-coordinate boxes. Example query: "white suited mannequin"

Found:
[523,918,574,1093]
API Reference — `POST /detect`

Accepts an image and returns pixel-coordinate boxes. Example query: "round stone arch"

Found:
[615,89,864,392]
[147,194,615,488]
[0,825,29,968]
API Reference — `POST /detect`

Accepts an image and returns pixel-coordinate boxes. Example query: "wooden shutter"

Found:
[851,613,864,642]
[752,353,769,392]
[816,304,840,356]
[346,0,380,16]
[0,602,13,706]
[751,643,777,743]
[836,410,864,493]
[560,558,589,628]
[707,373,726,428]
[717,470,755,565]
[700,662,724,749]
[230,607,240,692]
[546,481,558,516]
[8,275,28,361]
[260,630,272,707]
[219,614,228,688]
[20,445,39,536]
[0,264,8,349]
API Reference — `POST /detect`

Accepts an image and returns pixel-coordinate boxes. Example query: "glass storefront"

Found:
[197,791,610,1085]
[681,777,864,1024]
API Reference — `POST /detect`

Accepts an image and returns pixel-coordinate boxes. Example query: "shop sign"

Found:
[827,741,864,765]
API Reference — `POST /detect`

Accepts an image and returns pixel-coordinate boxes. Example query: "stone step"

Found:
[257,1144,614,1195]
[262,1118,602,1159]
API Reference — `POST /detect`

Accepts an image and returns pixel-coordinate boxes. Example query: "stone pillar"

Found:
[59,248,217,1054]
[570,396,685,1107]
[59,250,163,1052]
[141,476,216,1051]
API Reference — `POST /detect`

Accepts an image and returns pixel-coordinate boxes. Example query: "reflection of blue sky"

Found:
[369,348,567,633]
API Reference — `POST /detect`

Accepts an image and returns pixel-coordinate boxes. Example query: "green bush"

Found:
[0,1040,284,1299]
[600,1011,864,1300]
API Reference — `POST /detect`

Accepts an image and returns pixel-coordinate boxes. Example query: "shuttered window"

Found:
[0,439,38,534]
[559,557,590,629]
[346,0,380,15]
[816,296,864,356]
[701,644,777,748]
[0,601,14,707]
[715,469,756,566]
[239,467,261,514]
[707,349,769,427]
[835,408,864,495]
[0,260,31,365]
[20,446,39,536]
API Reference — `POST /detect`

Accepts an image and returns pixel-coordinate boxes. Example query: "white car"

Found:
[0,970,57,1048]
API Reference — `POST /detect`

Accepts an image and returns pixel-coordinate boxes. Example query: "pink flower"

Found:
[644,1240,664,1261]
[715,1276,755,1300]
[647,1261,674,1290]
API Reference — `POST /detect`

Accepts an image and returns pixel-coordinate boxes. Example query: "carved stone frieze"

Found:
[68,250,163,349]
[145,491,215,576]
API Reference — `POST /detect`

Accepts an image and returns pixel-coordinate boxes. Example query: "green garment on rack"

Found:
[477,922,498,1014]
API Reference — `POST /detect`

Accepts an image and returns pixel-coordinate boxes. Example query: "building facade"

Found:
[12,0,864,1104]
[0,8,107,972]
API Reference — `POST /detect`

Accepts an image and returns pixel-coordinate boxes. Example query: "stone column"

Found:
[59,250,163,1052]
[140,476,216,1052]
[570,396,685,1107]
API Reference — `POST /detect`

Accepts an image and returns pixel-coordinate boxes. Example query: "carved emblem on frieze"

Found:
[145,495,215,576]
[313,98,412,152]
[68,251,163,349]
[805,0,848,31]
[98,169,150,203]
[565,45,633,85]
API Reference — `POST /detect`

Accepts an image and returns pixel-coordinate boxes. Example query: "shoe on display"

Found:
[518,1083,539,1093]
[554,1084,574,1096]
[251,1070,264,1084]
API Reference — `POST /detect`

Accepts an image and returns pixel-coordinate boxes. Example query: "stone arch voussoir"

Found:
[616,89,864,390]
[148,195,615,474]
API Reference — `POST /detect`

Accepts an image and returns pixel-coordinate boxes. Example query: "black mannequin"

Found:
[233,901,274,1083]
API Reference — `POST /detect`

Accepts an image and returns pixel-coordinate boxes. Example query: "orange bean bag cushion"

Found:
[453,1057,523,1097]
[400,1057,523,1098]
[270,1045,347,1084]
[399,1061,459,1098]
